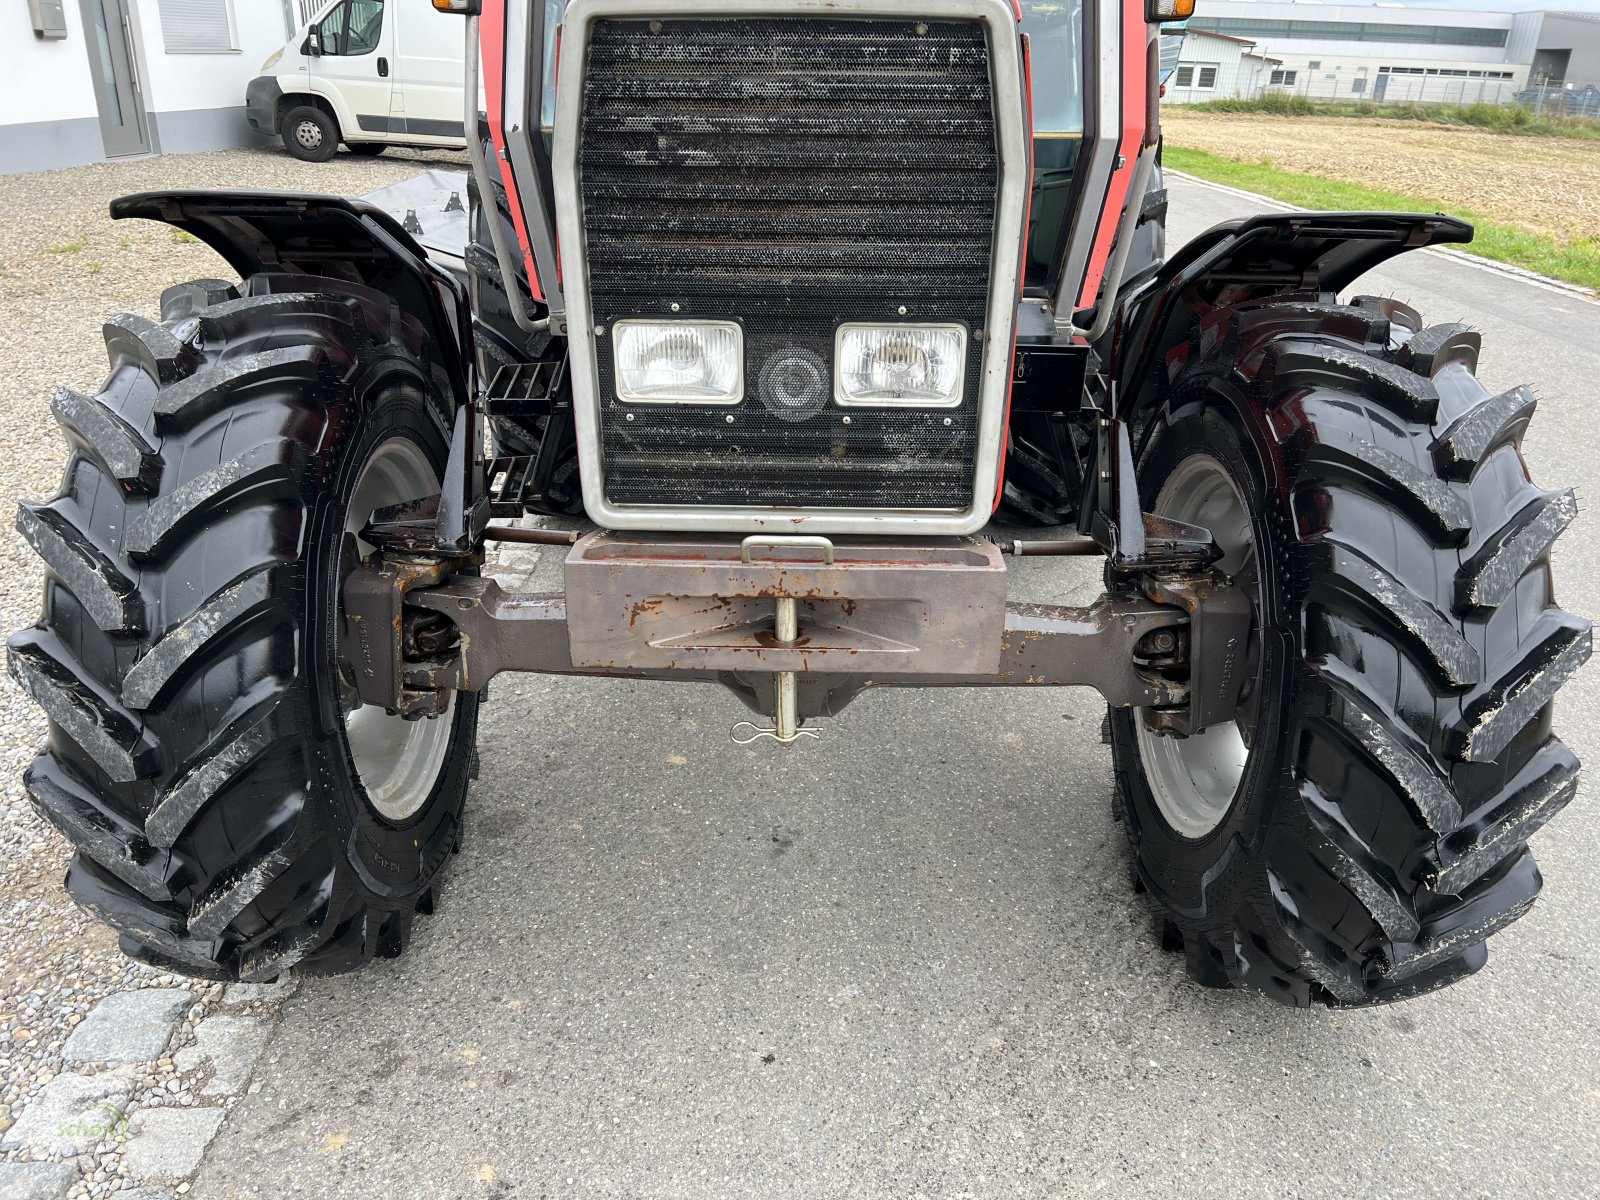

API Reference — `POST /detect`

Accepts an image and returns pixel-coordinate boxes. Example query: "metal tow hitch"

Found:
[730,536,833,747]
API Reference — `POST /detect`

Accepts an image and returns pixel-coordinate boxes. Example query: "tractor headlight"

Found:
[613,321,744,405]
[835,324,967,407]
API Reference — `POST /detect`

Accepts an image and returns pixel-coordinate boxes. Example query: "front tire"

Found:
[282,105,338,163]
[1112,295,1590,1006]
[8,279,479,981]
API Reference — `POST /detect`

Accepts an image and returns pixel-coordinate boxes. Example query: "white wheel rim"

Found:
[295,120,324,150]
[342,440,456,823]
[1135,453,1259,839]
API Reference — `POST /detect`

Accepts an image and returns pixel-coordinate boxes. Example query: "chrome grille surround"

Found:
[553,0,1030,535]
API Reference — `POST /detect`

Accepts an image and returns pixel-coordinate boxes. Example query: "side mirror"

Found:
[304,30,322,56]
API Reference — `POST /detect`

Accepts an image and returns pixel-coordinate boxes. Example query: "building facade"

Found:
[1533,11,1600,86]
[1185,2,1559,104]
[1165,29,1281,103]
[3,0,312,175]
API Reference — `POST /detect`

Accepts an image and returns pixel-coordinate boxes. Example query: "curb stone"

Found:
[120,1111,225,1186]
[0,1160,76,1200]
[1,1073,135,1158]
[61,994,191,1067]
[172,1019,270,1098]
[0,978,296,1198]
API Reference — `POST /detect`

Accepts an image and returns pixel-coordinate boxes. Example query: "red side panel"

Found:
[481,1,544,301]
[1076,0,1149,310]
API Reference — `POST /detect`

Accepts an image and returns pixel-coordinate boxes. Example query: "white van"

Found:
[246,0,469,162]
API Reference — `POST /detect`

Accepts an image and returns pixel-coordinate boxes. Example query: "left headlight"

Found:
[836,323,967,407]
[261,49,284,71]
[613,320,744,405]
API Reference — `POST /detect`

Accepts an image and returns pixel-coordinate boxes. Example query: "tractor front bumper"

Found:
[339,531,1253,746]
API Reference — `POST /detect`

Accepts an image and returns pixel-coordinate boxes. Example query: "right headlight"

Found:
[835,323,967,408]
[261,49,284,71]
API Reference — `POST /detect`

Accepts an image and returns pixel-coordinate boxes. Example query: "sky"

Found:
[1238,0,1600,11]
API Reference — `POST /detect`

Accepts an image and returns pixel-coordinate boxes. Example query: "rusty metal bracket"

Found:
[342,554,463,717]
[1080,416,1222,573]
[1140,572,1255,736]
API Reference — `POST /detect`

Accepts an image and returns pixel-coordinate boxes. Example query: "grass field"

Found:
[1178,94,1600,141]
[1162,111,1600,291]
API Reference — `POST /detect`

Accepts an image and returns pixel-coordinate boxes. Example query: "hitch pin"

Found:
[731,536,831,747]
[732,596,821,747]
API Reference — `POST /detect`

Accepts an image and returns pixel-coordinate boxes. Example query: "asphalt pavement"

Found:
[191,177,1600,1200]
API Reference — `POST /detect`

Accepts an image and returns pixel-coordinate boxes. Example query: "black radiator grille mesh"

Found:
[578,17,1000,511]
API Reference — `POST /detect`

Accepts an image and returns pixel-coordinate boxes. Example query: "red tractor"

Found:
[10,0,1588,1007]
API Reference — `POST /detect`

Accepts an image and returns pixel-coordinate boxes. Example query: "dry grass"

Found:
[1162,110,1600,245]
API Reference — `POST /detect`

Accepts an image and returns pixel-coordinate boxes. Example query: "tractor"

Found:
[9,0,1589,1007]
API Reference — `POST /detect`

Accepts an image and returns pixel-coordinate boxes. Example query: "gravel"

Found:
[0,143,464,1197]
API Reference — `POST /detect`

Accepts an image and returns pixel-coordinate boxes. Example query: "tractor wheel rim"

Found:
[341,439,456,823]
[1135,453,1259,839]
[295,121,323,150]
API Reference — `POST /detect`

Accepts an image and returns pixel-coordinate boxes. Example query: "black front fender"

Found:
[110,190,472,411]
[1112,210,1473,419]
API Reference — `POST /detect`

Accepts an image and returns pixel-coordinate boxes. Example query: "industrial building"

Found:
[1176,3,1600,105]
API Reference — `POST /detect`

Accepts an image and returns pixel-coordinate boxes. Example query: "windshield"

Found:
[1020,0,1085,135]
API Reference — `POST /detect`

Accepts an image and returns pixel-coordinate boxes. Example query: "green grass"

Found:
[1163,146,1600,292]
[45,237,89,255]
[1176,94,1600,140]
[170,230,200,245]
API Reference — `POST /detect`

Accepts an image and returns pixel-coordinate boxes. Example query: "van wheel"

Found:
[347,144,386,158]
[282,105,338,163]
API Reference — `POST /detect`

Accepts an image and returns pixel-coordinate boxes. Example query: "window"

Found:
[1175,63,1218,90]
[317,0,384,57]
[1270,69,1298,87]
[1308,61,1321,70]
[1197,65,1218,89]
[157,0,236,53]
[1352,77,1366,93]
[1175,65,1193,87]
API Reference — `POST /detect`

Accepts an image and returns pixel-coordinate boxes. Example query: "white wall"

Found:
[0,0,292,171]
[132,0,293,116]
[3,2,100,125]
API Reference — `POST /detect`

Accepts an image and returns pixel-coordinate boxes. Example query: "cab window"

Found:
[317,0,384,57]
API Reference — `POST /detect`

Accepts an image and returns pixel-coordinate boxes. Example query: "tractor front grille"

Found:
[576,16,1001,511]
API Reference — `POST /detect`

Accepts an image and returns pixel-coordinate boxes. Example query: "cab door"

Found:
[309,0,394,140]
[390,1,468,142]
